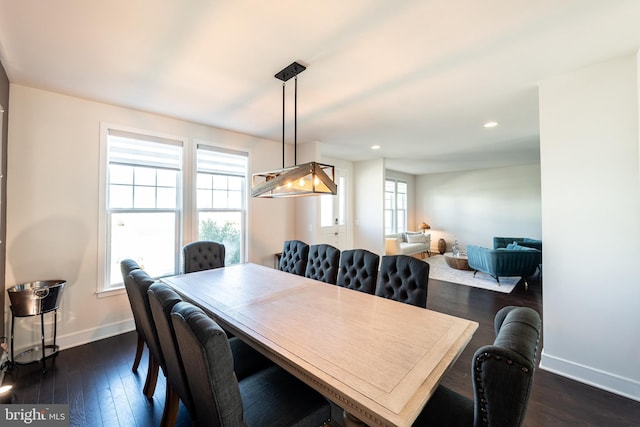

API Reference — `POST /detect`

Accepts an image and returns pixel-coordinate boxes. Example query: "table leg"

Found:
[343,410,367,427]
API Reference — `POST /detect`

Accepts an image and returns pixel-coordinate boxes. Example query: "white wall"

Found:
[539,53,640,401]
[415,165,542,253]
[5,84,293,351]
[353,159,385,255]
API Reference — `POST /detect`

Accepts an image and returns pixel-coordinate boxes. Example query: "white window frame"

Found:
[192,142,249,265]
[97,123,187,295]
[385,178,407,234]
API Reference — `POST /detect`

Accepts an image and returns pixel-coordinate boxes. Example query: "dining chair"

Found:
[124,269,164,400]
[375,255,430,308]
[305,243,341,284]
[336,249,380,294]
[279,240,309,276]
[148,283,274,427]
[413,306,541,427]
[120,259,143,371]
[182,240,225,273]
[171,301,331,427]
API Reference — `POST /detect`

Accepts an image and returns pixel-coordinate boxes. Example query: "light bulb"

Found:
[298,178,305,187]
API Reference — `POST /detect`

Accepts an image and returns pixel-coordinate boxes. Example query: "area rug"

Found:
[425,255,519,294]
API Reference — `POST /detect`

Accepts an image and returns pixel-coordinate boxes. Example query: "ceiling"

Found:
[2,1,640,175]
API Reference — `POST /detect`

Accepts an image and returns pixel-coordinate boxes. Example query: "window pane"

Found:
[212,190,227,208]
[134,186,156,208]
[212,175,227,190]
[197,173,212,190]
[199,211,242,265]
[197,189,212,208]
[228,176,243,191]
[135,167,156,186]
[157,169,177,187]
[110,212,176,285]
[157,187,176,209]
[228,191,242,208]
[109,185,133,209]
[110,165,133,185]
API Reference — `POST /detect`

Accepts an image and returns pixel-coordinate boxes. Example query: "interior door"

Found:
[320,168,347,250]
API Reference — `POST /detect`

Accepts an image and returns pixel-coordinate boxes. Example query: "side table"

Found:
[444,252,472,271]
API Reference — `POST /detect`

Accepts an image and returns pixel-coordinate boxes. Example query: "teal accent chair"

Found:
[467,244,541,290]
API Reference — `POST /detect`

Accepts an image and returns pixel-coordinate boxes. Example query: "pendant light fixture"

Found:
[251,62,337,198]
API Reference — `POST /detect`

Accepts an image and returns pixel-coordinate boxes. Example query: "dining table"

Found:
[161,262,478,427]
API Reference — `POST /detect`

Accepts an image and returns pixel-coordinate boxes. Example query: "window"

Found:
[196,144,248,265]
[384,179,407,234]
[100,127,252,292]
[103,128,183,289]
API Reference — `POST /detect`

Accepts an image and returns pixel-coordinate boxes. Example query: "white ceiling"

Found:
[2,1,640,174]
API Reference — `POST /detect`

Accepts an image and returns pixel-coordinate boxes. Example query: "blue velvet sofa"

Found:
[467,243,541,290]
[493,237,542,251]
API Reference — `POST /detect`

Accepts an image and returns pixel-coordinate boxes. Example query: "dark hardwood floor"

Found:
[2,270,639,426]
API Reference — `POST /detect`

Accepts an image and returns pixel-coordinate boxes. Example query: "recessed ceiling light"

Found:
[371,145,381,150]
[484,121,498,128]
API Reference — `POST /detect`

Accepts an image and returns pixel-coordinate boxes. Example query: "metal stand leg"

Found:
[40,311,47,373]
[10,309,15,369]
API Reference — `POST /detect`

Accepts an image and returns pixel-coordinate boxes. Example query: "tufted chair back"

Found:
[336,249,380,294]
[147,283,194,422]
[279,240,310,276]
[171,301,331,427]
[120,259,145,371]
[305,244,341,284]
[413,306,541,427]
[124,269,163,399]
[375,255,429,308]
[183,241,225,273]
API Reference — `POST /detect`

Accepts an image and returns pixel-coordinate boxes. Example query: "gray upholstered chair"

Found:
[336,249,380,294]
[182,240,225,273]
[148,282,273,427]
[120,259,143,371]
[171,301,331,427]
[375,255,429,308]
[413,306,542,427]
[279,240,309,276]
[124,269,163,399]
[305,243,341,284]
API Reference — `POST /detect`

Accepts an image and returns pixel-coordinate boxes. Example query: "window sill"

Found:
[96,286,126,298]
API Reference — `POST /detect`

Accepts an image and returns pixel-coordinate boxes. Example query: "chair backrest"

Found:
[183,241,225,273]
[305,244,341,284]
[120,259,142,331]
[472,306,541,427]
[147,282,193,414]
[125,269,165,373]
[375,255,429,308]
[171,301,247,427]
[120,258,141,281]
[279,240,309,276]
[336,249,379,294]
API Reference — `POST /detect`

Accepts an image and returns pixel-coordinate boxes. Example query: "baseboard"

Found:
[10,319,136,356]
[539,349,640,402]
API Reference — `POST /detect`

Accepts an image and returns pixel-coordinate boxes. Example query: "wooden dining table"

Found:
[161,263,478,427]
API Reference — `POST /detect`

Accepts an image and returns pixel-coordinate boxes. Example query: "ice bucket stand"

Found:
[8,281,64,373]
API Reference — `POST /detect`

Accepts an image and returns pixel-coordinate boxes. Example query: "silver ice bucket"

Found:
[8,280,66,317]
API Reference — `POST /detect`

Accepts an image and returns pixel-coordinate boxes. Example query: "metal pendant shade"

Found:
[251,62,337,198]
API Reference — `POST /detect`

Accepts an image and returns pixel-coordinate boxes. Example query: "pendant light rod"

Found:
[275,62,306,167]
[294,74,298,166]
[282,82,285,168]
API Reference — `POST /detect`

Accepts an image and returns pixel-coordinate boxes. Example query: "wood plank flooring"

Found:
[2,270,639,426]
